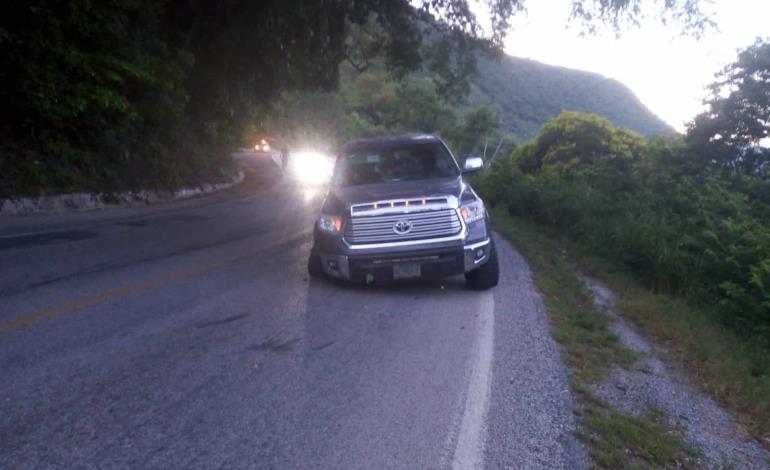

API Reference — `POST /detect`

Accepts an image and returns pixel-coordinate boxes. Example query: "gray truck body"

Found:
[309,134,498,288]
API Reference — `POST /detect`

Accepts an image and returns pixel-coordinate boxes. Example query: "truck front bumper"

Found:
[319,237,491,282]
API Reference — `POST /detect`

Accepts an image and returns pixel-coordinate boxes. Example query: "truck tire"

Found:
[307,250,324,278]
[464,240,499,290]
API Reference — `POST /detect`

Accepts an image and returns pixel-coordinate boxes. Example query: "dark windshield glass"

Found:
[333,142,459,186]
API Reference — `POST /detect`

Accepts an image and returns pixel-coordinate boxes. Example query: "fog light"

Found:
[327,260,339,270]
[474,248,485,260]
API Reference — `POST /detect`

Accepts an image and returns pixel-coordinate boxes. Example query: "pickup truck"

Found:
[308,134,499,289]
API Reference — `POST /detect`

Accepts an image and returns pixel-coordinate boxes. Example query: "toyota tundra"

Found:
[307,134,499,289]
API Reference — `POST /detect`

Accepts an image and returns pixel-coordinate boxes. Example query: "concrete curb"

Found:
[0,170,245,215]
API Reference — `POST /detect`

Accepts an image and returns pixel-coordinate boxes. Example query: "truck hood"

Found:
[328,177,465,208]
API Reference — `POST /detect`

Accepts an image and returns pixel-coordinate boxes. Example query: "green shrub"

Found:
[480,111,770,344]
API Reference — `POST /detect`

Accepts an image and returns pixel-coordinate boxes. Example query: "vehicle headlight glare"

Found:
[318,214,343,233]
[460,200,485,223]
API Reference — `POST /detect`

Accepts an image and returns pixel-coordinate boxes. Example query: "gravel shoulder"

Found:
[581,274,770,469]
[484,236,589,469]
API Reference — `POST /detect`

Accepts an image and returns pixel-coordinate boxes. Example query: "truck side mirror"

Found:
[462,156,484,173]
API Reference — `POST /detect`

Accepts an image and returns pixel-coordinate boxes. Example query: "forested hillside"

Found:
[467,56,672,140]
[262,51,674,160]
[0,1,695,197]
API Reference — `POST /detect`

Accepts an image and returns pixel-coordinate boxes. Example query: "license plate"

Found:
[393,263,421,279]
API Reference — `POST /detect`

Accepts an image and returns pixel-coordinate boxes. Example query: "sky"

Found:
[498,0,769,131]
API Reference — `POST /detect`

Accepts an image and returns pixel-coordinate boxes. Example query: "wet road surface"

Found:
[0,155,585,469]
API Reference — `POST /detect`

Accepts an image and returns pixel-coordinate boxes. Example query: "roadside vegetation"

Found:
[0,1,708,197]
[493,211,699,468]
[587,254,770,442]
[264,62,516,161]
[479,39,770,449]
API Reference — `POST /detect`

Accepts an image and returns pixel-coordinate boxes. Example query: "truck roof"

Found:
[342,134,443,152]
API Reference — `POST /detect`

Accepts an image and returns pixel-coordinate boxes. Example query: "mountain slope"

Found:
[467,55,672,140]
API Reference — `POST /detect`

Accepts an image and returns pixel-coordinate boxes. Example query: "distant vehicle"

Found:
[307,134,499,289]
[253,137,288,169]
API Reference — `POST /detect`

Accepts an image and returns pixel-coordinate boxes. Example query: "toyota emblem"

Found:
[393,219,413,234]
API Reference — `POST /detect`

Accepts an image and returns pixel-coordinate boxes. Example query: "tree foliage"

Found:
[569,0,714,35]
[0,0,194,193]
[686,38,770,175]
[0,0,712,196]
[478,111,770,344]
[441,106,501,157]
[517,111,645,174]
[262,61,500,156]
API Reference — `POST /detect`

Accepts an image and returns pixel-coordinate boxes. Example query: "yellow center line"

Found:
[0,230,312,332]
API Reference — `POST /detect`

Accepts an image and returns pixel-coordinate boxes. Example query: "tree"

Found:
[686,38,770,175]
[0,0,193,194]
[0,0,713,195]
[517,111,645,175]
[441,107,500,157]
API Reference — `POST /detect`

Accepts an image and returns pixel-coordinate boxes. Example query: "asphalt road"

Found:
[0,155,585,469]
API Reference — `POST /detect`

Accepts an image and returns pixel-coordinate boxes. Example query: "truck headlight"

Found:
[460,200,485,223]
[318,214,343,233]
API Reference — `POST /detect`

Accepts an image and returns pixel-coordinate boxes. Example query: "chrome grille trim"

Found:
[344,208,463,245]
[350,196,458,217]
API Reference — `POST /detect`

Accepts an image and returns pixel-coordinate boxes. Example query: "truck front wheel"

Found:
[465,240,499,290]
[307,250,324,278]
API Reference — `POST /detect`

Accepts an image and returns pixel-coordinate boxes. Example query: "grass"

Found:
[493,207,770,444]
[491,207,635,383]
[492,207,700,468]
[582,260,770,442]
[580,405,699,469]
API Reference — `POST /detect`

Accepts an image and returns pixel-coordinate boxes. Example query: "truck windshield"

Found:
[333,142,459,186]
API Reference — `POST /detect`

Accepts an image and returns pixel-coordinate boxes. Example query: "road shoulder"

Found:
[484,234,590,469]
[493,208,770,468]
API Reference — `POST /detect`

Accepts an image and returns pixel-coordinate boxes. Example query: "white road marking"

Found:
[451,292,495,470]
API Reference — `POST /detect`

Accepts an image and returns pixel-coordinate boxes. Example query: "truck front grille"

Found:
[344,209,463,245]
